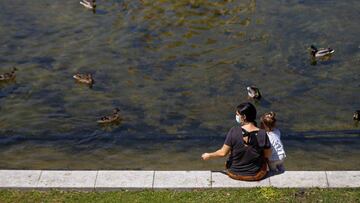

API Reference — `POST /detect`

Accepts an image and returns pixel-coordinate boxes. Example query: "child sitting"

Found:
[260,112,286,172]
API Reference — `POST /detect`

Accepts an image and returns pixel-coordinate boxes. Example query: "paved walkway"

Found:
[0,170,359,190]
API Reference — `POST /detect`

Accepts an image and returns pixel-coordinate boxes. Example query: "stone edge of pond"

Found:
[0,170,359,190]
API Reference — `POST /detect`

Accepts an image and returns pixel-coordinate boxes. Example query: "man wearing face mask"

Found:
[201,102,272,181]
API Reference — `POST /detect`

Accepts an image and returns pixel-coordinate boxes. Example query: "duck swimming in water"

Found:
[310,45,335,58]
[80,0,96,12]
[354,110,360,121]
[247,86,261,100]
[0,67,17,82]
[73,73,94,85]
[97,108,121,124]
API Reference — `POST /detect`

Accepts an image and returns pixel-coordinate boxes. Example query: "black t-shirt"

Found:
[224,126,271,176]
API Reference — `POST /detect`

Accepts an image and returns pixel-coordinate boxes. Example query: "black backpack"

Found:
[242,128,267,148]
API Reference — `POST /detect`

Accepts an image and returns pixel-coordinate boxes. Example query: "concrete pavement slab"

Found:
[1,170,359,190]
[211,172,270,188]
[95,170,154,190]
[326,171,360,188]
[153,171,211,189]
[269,171,328,188]
[37,170,97,190]
[0,170,41,189]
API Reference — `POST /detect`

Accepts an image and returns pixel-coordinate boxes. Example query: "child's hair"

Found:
[260,111,276,132]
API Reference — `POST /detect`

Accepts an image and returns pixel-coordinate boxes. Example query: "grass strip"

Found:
[1,188,360,203]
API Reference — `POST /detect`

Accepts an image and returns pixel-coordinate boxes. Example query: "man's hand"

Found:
[201,153,211,160]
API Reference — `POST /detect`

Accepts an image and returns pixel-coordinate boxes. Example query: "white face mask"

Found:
[236,115,241,124]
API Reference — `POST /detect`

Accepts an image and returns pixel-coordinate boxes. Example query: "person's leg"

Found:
[276,160,285,172]
[269,161,279,171]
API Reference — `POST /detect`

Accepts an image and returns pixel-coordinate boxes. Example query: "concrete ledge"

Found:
[0,170,41,189]
[326,171,360,188]
[270,171,328,188]
[1,170,360,190]
[95,171,154,190]
[153,171,211,189]
[212,172,270,188]
[37,170,97,191]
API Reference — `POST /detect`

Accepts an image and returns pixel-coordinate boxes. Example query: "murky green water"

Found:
[0,0,359,170]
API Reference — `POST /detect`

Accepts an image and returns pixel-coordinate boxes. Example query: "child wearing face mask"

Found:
[260,112,286,172]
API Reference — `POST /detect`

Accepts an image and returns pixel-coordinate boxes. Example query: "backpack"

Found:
[241,128,267,148]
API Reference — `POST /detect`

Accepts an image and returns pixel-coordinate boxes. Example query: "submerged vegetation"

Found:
[0,0,359,169]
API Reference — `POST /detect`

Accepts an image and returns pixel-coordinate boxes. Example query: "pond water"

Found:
[0,0,359,170]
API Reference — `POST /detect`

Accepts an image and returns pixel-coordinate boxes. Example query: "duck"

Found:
[80,0,96,11]
[354,110,360,121]
[247,86,261,100]
[0,67,17,82]
[73,73,94,85]
[97,108,121,124]
[310,45,335,58]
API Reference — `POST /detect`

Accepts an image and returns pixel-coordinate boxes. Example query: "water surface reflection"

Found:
[0,0,359,169]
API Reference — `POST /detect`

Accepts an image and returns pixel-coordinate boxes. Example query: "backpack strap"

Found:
[256,129,267,148]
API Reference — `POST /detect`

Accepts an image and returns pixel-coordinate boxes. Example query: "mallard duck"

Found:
[247,86,261,100]
[73,73,94,85]
[0,67,17,82]
[354,110,360,121]
[97,108,121,124]
[310,45,334,58]
[80,0,96,11]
